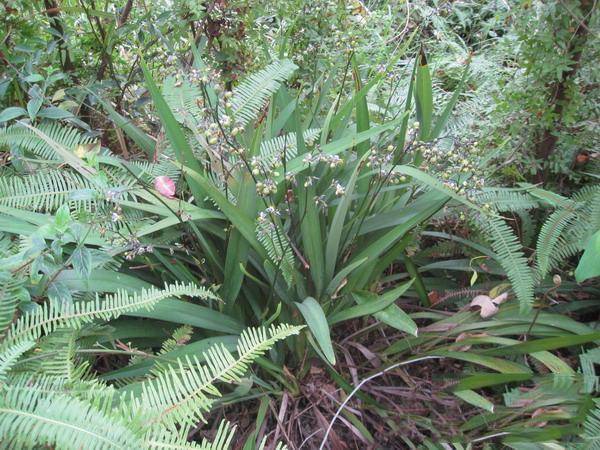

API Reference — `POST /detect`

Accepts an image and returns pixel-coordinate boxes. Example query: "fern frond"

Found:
[146,420,236,450]
[0,271,23,334]
[580,347,600,394]
[0,340,35,382]
[535,205,579,280]
[0,387,143,449]
[232,60,298,127]
[257,219,296,287]
[0,171,99,212]
[162,76,204,127]
[474,189,538,212]
[35,327,89,381]
[259,128,321,167]
[2,283,216,353]
[478,214,535,312]
[137,324,303,429]
[0,122,95,161]
[582,399,600,449]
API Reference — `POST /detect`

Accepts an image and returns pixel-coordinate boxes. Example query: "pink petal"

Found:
[154,176,176,198]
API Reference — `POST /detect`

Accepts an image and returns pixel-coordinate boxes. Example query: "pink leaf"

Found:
[154,176,176,198]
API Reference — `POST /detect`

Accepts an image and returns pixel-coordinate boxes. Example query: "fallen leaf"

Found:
[470,292,510,318]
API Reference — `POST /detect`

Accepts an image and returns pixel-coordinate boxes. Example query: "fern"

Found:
[0,340,35,382]
[535,204,579,280]
[0,171,99,212]
[0,271,23,334]
[257,219,296,287]
[231,59,298,127]
[580,347,600,394]
[0,387,144,449]
[0,122,95,161]
[478,214,535,312]
[582,400,600,449]
[135,324,303,429]
[162,76,204,128]
[474,189,538,212]
[2,283,216,353]
[145,421,236,450]
[259,128,321,167]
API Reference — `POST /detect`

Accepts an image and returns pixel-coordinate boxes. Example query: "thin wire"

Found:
[318,355,443,449]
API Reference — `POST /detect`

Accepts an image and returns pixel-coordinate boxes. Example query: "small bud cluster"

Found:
[416,137,486,195]
[302,151,344,169]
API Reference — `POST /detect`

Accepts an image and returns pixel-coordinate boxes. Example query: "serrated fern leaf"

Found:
[259,128,321,167]
[0,171,98,212]
[257,219,296,287]
[581,347,600,394]
[0,388,143,450]
[232,60,297,127]
[0,340,35,382]
[138,324,303,429]
[479,214,535,312]
[145,420,236,450]
[0,122,95,161]
[0,272,23,334]
[162,76,204,127]
[535,205,579,281]
[2,283,215,353]
[474,189,538,212]
[582,400,600,449]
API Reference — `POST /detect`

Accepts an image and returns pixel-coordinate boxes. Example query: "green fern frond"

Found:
[232,60,298,127]
[0,387,143,450]
[535,205,579,281]
[260,128,321,167]
[478,214,535,312]
[474,189,538,212]
[151,325,194,376]
[2,283,216,353]
[34,327,90,381]
[0,122,95,161]
[0,340,35,382]
[580,347,600,394]
[582,399,600,449]
[0,271,24,334]
[137,324,303,429]
[145,420,236,449]
[257,219,296,287]
[162,76,204,127]
[0,171,99,212]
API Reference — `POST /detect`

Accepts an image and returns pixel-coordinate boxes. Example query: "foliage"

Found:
[0,1,598,448]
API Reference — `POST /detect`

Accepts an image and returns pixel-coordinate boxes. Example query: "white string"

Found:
[318,355,443,449]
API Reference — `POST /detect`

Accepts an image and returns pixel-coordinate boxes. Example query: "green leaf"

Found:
[0,107,27,123]
[329,280,413,325]
[414,49,433,140]
[575,230,600,282]
[54,205,71,233]
[23,74,45,83]
[37,106,74,120]
[481,332,600,357]
[325,153,367,283]
[453,389,494,413]
[352,56,370,159]
[296,297,335,364]
[452,373,532,391]
[352,283,418,336]
[71,247,92,279]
